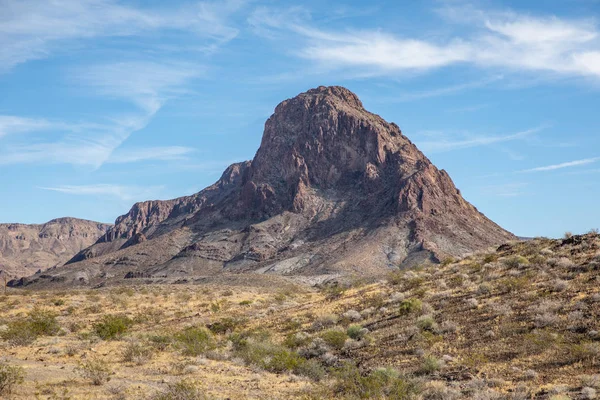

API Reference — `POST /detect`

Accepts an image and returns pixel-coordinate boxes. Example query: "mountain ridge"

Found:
[14,86,515,287]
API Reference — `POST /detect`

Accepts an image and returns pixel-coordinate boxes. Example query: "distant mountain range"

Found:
[0,218,110,279]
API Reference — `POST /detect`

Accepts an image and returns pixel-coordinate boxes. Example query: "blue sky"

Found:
[1,0,599,238]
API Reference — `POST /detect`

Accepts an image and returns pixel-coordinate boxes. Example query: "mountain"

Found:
[0,218,111,279]
[15,86,515,287]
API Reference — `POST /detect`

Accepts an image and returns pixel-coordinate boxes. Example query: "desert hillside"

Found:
[1,233,598,399]
[0,218,111,279]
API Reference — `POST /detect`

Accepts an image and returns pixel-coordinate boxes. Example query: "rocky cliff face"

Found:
[20,86,515,287]
[0,218,111,278]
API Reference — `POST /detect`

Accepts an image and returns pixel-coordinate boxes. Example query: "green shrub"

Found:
[174,326,215,356]
[233,335,323,380]
[207,317,246,335]
[416,315,438,333]
[502,255,529,268]
[93,315,133,340]
[151,379,209,400]
[320,329,348,350]
[76,357,111,385]
[148,334,172,351]
[399,298,423,316]
[122,342,153,365]
[418,355,443,375]
[0,307,59,346]
[347,325,366,340]
[239,300,252,306]
[0,362,25,395]
[333,363,420,399]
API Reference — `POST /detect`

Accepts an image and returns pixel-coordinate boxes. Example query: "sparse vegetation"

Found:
[93,314,133,340]
[2,233,600,398]
[0,362,25,395]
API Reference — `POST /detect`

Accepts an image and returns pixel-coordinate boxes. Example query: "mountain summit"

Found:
[17,86,515,287]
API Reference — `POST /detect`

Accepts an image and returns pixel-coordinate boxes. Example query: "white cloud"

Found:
[107,146,195,164]
[521,157,600,172]
[0,61,202,168]
[40,184,165,201]
[0,0,242,72]
[251,5,600,80]
[0,116,53,137]
[416,126,545,153]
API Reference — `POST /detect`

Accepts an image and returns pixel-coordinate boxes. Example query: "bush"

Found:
[207,317,246,335]
[174,326,215,356]
[347,325,367,340]
[419,355,443,375]
[0,307,60,345]
[320,329,348,350]
[122,342,154,365]
[416,316,438,333]
[399,298,423,315]
[93,314,133,340]
[333,363,421,399]
[151,379,209,400]
[77,357,111,385]
[502,255,529,268]
[0,362,25,395]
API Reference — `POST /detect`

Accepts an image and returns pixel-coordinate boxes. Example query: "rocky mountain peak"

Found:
[25,86,516,288]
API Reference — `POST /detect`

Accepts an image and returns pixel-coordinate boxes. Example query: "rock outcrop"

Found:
[0,218,111,278]
[20,86,515,287]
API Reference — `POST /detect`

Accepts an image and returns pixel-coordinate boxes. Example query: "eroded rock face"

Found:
[25,86,515,287]
[0,218,111,278]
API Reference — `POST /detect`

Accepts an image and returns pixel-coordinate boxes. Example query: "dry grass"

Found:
[1,233,599,399]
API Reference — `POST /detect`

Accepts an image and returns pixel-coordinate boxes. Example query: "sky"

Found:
[1,0,599,238]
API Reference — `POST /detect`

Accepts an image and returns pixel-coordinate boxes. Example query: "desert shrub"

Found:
[283,332,311,349]
[483,254,499,263]
[321,284,347,300]
[93,314,133,340]
[207,317,246,335]
[77,357,111,385]
[239,300,252,306]
[399,298,423,315]
[310,314,339,331]
[416,316,438,333]
[320,329,348,350]
[419,356,443,375]
[295,358,327,382]
[1,307,60,345]
[151,379,209,400]
[332,363,421,399]
[52,298,65,306]
[122,342,154,365]
[441,257,455,266]
[582,387,597,400]
[174,326,215,356]
[347,325,367,340]
[503,255,529,268]
[0,362,25,395]
[497,276,529,293]
[148,334,173,351]
[570,342,600,365]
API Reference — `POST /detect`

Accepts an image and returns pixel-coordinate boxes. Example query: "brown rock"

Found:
[24,86,515,287]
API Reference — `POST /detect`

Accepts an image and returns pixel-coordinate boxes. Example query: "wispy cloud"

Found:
[107,146,195,164]
[521,157,600,172]
[416,126,546,153]
[250,5,600,81]
[480,182,528,197]
[0,0,242,73]
[379,75,503,102]
[0,61,202,168]
[40,184,165,201]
